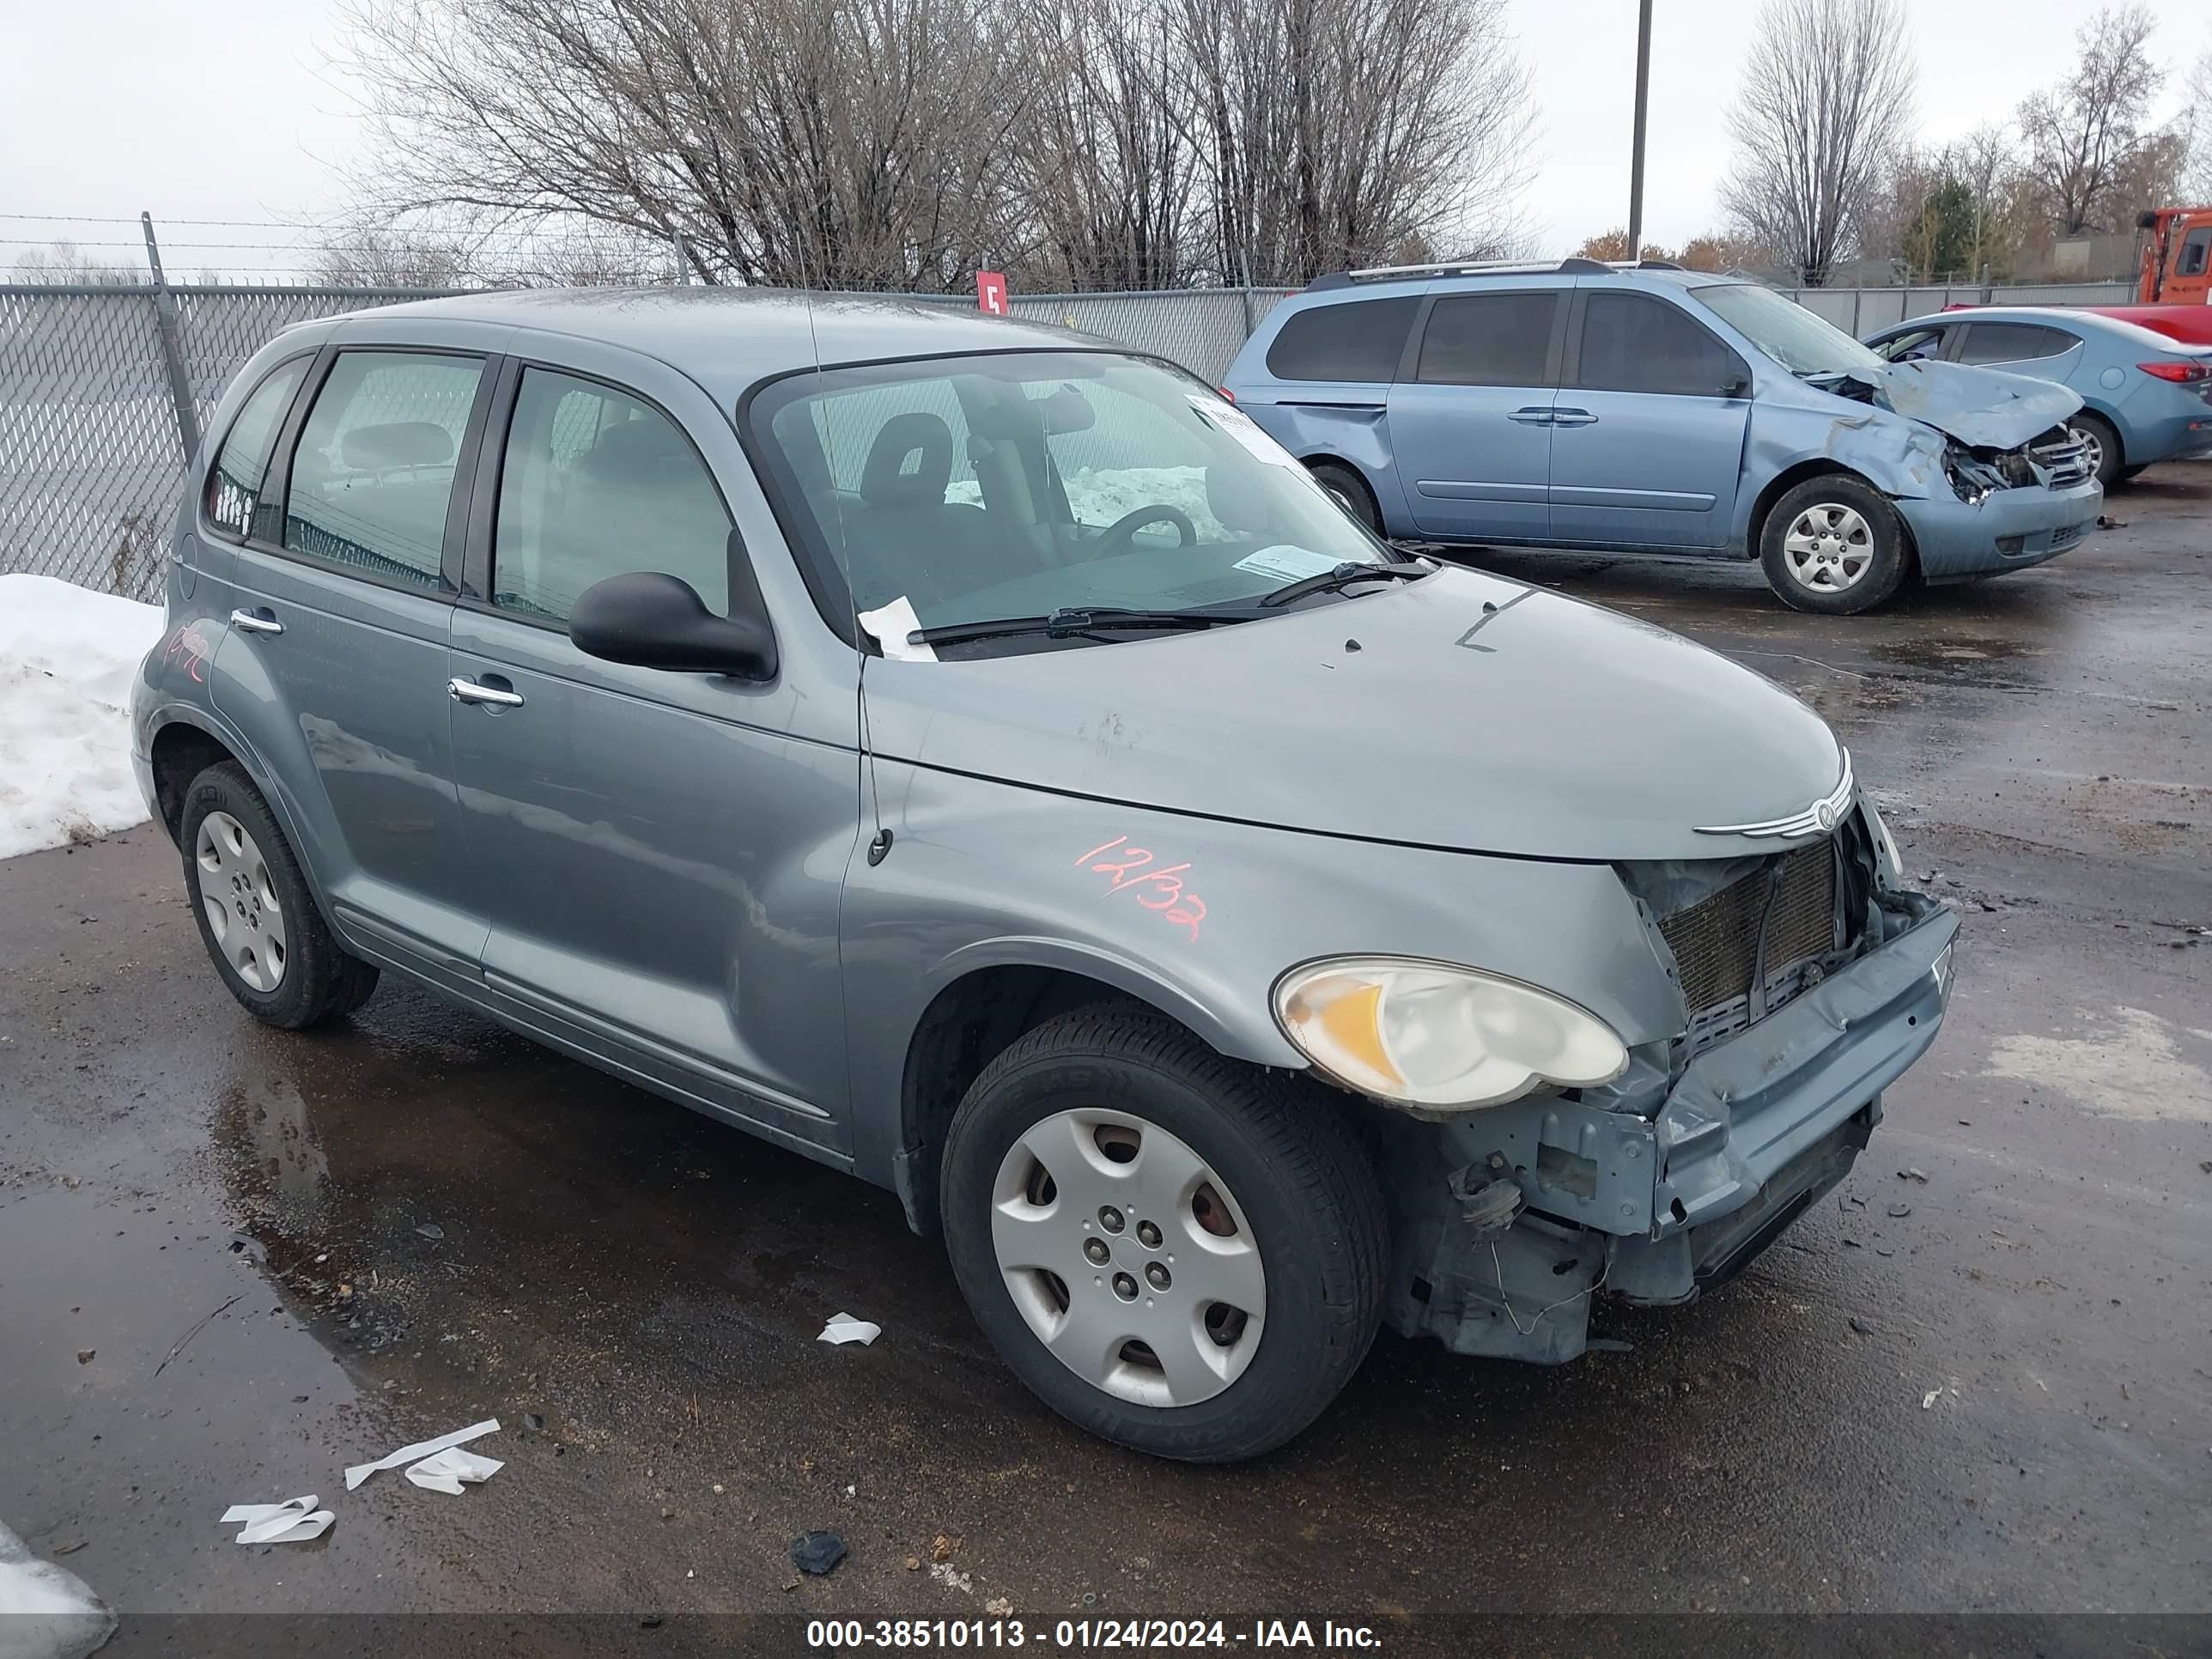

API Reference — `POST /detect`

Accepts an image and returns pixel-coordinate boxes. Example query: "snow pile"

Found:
[0,574,166,860]
[949,466,1229,540]
[0,1518,115,1659]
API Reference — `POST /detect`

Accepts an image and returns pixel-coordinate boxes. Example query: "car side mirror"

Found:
[568,569,778,680]
[1720,369,1752,399]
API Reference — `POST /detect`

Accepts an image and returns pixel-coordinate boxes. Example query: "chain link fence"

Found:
[0,275,2137,605]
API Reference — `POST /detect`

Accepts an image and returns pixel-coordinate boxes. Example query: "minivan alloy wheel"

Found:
[194,810,287,992]
[991,1107,1266,1407]
[1781,501,1875,593]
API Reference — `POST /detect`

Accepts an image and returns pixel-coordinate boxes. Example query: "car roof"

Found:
[341,287,1111,400]
[1879,306,2197,352]
[1298,263,1729,301]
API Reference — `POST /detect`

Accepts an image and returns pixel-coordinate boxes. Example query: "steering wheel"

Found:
[1092,505,1197,558]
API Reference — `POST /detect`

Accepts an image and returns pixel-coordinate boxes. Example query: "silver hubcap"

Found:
[991,1109,1266,1407]
[195,811,287,993]
[2069,424,2103,476]
[1782,502,1875,592]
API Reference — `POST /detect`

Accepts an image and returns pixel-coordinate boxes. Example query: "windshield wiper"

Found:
[910,605,1267,648]
[1256,559,1430,609]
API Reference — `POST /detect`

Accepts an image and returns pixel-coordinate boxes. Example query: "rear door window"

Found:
[1414,291,1559,386]
[490,368,732,623]
[204,357,310,541]
[1573,292,1746,397]
[1874,326,1947,362]
[1956,324,2075,365]
[283,351,485,587]
[1265,297,1419,383]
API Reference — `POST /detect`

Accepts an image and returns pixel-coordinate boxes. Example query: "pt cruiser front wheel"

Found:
[940,1006,1387,1462]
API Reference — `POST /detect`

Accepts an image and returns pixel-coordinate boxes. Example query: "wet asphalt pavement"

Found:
[3,466,2208,1650]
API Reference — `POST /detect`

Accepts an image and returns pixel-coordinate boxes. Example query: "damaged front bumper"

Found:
[1379,902,1959,1364]
[1897,473,2102,582]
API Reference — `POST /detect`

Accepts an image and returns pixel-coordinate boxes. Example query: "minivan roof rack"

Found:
[1307,255,1632,289]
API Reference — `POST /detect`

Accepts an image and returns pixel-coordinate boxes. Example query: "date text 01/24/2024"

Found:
[805,1618,1383,1649]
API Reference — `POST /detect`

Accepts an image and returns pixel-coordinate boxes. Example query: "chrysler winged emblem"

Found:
[1695,750,1855,841]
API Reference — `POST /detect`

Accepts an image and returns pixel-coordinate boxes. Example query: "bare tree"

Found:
[1175,0,1533,285]
[310,222,476,287]
[336,0,1033,291]
[2180,41,2212,203]
[1573,228,1672,263]
[8,240,141,286]
[1012,0,1196,289]
[1719,0,1915,286]
[2016,3,2164,236]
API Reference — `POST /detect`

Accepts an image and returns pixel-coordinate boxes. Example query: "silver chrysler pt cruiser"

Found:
[133,289,1956,1461]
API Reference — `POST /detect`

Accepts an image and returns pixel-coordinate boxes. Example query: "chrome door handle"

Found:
[448,677,525,708]
[230,608,283,635]
[1506,407,1555,425]
[1549,409,1599,427]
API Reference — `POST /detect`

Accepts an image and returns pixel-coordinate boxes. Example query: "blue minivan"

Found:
[1222,260,2103,614]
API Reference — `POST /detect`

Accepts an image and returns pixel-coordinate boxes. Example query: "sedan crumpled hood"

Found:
[863,566,1846,863]
[1826,357,2081,449]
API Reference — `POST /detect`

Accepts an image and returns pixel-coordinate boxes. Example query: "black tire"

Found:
[1306,459,1382,536]
[180,762,378,1030]
[2069,411,2124,488]
[939,1006,1388,1462]
[1758,474,1912,616]
[2113,461,2148,485]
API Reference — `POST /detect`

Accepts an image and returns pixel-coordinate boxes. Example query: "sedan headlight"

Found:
[1273,957,1628,1112]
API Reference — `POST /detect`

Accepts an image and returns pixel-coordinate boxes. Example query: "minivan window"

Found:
[1956,323,2075,365]
[283,351,484,587]
[750,350,1383,646]
[1415,291,1559,386]
[1265,297,1419,382]
[1692,282,1884,377]
[1574,293,1743,398]
[492,368,732,623]
[204,356,309,541]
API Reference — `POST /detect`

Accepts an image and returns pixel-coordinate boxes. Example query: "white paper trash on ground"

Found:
[221,1496,334,1545]
[817,1313,881,1346]
[345,1419,500,1491]
[0,1517,116,1659]
[404,1447,504,1495]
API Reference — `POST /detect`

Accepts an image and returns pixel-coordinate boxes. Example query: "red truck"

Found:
[2083,206,2212,347]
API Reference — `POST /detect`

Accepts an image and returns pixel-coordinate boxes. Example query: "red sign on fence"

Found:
[975,270,1008,315]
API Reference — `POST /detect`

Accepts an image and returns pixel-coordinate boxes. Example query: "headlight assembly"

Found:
[1273,957,1628,1113]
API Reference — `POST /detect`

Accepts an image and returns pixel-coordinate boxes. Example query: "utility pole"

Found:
[1626,0,1653,260]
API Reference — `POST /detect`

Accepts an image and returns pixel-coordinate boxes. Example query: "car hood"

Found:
[862,566,1845,862]
[1821,357,2081,449]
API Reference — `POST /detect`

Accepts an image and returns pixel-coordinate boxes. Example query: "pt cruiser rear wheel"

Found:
[180,762,379,1030]
[1759,474,1911,616]
[940,1006,1387,1462]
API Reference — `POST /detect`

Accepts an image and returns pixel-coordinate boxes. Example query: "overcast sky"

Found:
[2,0,2206,278]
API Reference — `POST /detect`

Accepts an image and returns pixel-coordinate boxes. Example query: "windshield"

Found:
[747,350,1386,647]
[1694,283,1886,377]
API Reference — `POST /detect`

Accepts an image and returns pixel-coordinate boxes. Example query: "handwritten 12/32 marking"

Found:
[1073,836,1207,941]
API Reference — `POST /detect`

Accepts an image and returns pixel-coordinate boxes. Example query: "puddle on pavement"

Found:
[200,982,970,1420]
[1868,635,2050,670]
